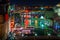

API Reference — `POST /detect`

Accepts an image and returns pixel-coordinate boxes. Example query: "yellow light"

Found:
[35,20,38,27]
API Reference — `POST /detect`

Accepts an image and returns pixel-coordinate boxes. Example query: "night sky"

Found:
[10,0,60,6]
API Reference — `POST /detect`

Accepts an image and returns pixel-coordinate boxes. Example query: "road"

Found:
[14,36,60,40]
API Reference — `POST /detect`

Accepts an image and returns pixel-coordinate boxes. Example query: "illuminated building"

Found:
[7,5,59,37]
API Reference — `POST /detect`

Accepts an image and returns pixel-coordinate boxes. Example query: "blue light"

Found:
[41,24,44,29]
[40,16,44,19]
[40,7,44,10]
[55,23,58,30]
[54,22,60,30]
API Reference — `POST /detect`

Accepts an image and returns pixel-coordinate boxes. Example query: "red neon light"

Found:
[24,19,29,28]
[25,10,29,13]
[5,13,9,21]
